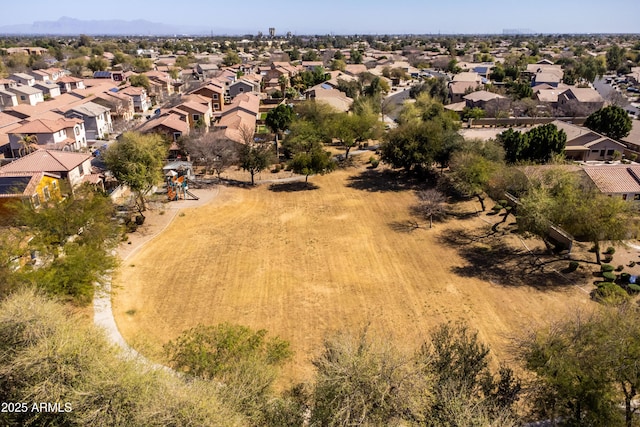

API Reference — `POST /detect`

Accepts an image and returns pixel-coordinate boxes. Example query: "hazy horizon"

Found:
[2,0,639,35]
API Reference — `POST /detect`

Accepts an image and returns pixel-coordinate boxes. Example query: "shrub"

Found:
[601,264,615,272]
[628,283,640,292]
[568,261,579,272]
[629,261,636,267]
[605,246,616,255]
[602,271,617,281]
[594,282,629,305]
[616,265,624,272]
[620,273,631,283]
[604,255,613,263]
[370,159,380,168]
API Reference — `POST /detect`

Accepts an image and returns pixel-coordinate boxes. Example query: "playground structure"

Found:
[166,170,199,201]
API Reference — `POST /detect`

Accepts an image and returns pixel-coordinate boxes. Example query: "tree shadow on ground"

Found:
[268,182,319,192]
[438,226,588,289]
[346,169,428,193]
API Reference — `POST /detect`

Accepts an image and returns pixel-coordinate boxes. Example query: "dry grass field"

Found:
[112,160,594,387]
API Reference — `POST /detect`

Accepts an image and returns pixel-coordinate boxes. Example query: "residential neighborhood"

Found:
[3,26,640,426]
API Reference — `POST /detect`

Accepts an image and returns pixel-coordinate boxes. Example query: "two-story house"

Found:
[119,86,150,113]
[8,118,87,157]
[57,76,86,93]
[9,73,36,87]
[63,102,112,141]
[190,82,225,112]
[8,85,45,106]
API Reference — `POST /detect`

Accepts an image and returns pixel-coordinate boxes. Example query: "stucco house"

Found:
[0,171,61,215]
[63,102,113,141]
[8,118,87,157]
[0,149,97,189]
[552,120,626,161]
[8,85,45,106]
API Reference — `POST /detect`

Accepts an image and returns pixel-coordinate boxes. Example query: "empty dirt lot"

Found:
[112,164,593,386]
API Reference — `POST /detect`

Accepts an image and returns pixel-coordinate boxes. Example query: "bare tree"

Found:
[183,132,239,179]
[415,188,447,228]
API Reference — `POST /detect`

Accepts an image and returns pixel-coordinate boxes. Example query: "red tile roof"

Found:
[0,149,91,174]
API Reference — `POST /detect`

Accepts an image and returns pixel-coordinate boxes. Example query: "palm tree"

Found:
[18,134,39,157]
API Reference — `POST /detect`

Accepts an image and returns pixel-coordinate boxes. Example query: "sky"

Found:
[3,0,639,35]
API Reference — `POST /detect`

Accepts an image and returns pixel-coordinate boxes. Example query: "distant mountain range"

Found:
[0,16,246,36]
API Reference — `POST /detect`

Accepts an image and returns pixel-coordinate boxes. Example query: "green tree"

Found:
[289,140,336,184]
[129,74,151,93]
[585,105,633,140]
[330,58,346,71]
[239,142,272,185]
[421,323,521,426]
[9,184,120,304]
[131,57,153,72]
[518,168,637,263]
[518,307,640,425]
[223,51,241,66]
[499,124,566,164]
[350,49,363,64]
[448,151,501,211]
[265,104,294,159]
[606,44,626,71]
[103,132,168,214]
[331,109,382,160]
[87,55,108,72]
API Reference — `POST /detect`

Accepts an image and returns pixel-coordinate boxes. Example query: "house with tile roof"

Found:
[57,76,86,93]
[463,90,506,109]
[213,92,261,144]
[8,85,44,106]
[7,118,87,157]
[551,120,626,161]
[582,165,640,202]
[190,82,225,112]
[0,149,97,189]
[175,99,212,130]
[63,102,112,141]
[91,91,135,122]
[305,83,354,112]
[0,89,18,110]
[137,112,190,142]
[449,81,481,103]
[557,87,604,116]
[34,82,62,99]
[118,86,150,113]
[9,73,36,87]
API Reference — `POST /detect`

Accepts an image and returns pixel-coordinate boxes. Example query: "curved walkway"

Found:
[93,186,220,365]
[92,173,307,361]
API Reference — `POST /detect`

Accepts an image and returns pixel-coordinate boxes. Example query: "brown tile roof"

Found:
[563,87,604,103]
[10,118,80,134]
[582,165,640,194]
[176,101,209,115]
[222,92,260,117]
[138,113,189,134]
[449,81,479,94]
[463,90,505,102]
[0,150,91,174]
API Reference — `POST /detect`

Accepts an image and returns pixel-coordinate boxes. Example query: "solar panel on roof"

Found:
[0,176,31,195]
